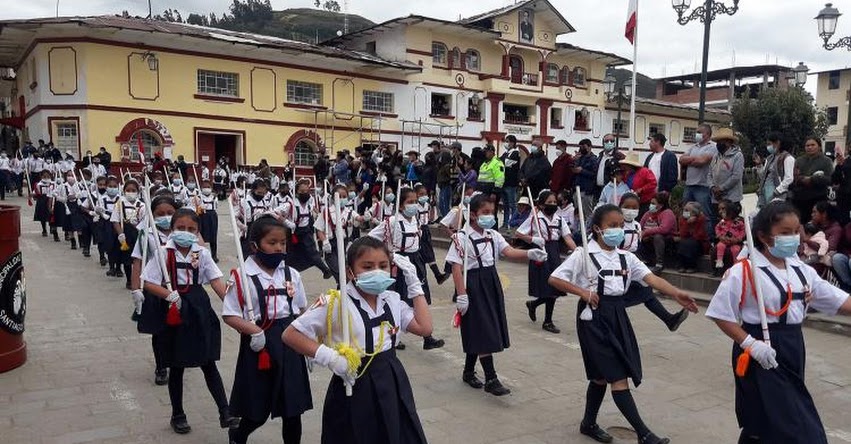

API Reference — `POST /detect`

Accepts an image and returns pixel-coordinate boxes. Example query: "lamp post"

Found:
[603,71,633,149]
[815,3,851,50]
[672,0,740,124]
[791,62,809,88]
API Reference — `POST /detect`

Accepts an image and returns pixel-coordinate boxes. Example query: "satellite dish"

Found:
[336,30,343,37]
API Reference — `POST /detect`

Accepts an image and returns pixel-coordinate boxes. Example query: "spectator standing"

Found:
[499,135,522,230]
[314,152,329,185]
[675,202,710,274]
[638,191,677,274]
[436,144,455,217]
[97,146,112,171]
[174,155,189,180]
[549,139,575,195]
[594,133,625,198]
[791,138,833,225]
[404,150,422,184]
[756,133,795,208]
[831,146,851,225]
[477,144,505,226]
[421,141,440,199]
[644,133,678,193]
[679,124,717,238]
[333,151,351,185]
[572,138,598,217]
[458,157,478,190]
[47,143,62,163]
[520,139,552,198]
[620,155,657,216]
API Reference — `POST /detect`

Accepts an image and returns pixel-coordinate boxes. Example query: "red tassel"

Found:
[452,310,462,328]
[291,234,299,245]
[257,348,271,370]
[735,349,751,378]
[166,302,182,326]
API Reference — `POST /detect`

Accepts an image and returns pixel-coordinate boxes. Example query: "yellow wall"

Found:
[48,46,77,95]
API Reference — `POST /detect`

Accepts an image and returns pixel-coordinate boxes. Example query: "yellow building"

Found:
[814,67,851,155]
[0,0,729,173]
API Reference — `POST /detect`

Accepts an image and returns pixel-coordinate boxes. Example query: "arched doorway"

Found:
[509,55,524,84]
[284,130,323,185]
[129,129,162,162]
[115,117,175,161]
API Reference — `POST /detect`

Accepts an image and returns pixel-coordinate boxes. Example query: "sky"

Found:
[4,0,850,93]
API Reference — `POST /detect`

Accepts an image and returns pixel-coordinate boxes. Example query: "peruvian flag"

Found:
[625,0,638,45]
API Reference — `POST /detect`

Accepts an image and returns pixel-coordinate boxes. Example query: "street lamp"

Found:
[672,0,740,124]
[792,62,810,87]
[603,70,632,149]
[140,51,158,71]
[815,3,851,50]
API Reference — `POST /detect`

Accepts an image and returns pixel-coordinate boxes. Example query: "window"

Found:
[551,108,563,128]
[294,140,317,167]
[825,141,837,155]
[683,126,697,143]
[465,50,480,72]
[55,122,78,155]
[546,63,559,83]
[130,130,160,161]
[365,41,376,55]
[363,90,394,113]
[467,98,482,120]
[829,71,841,90]
[649,123,666,137]
[432,42,447,65]
[197,69,239,97]
[287,80,323,105]
[574,108,590,131]
[612,118,629,137]
[827,106,839,125]
[572,67,586,87]
[431,93,452,117]
[449,48,462,69]
[504,104,532,124]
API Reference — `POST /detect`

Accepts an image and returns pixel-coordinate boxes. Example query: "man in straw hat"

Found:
[709,127,744,238]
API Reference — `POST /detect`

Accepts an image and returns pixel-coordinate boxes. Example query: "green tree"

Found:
[314,1,342,12]
[731,87,829,163]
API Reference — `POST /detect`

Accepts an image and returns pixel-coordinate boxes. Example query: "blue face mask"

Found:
[106,187,119,197]
[384,193,395,203]
[603,141,615,151]
[648,204,657,213]
[155,215,172,230]
[601,227,625,248]
[173,179,182,186]
[463,196,472,204]
[348,191,356,200]
[170,230,197,248]
[768,234,800,258]
[403,204,419,218]
[477,215,496,229]
[354,269,396,295]
[339,197,350,207]
[187,182,196,190]
[418,196,429,204]
[766,145,776,155]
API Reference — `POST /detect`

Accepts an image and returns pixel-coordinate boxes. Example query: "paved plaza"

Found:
[2,194,851,444]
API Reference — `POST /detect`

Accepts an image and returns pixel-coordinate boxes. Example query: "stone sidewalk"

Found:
[1,193,850,443]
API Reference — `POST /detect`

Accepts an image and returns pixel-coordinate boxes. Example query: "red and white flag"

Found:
[136,133,145,164]
[625,0,638,44]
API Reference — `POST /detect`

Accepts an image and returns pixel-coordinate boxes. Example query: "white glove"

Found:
[363,212,372,222]
[131,289,145,315]
[527,248,548,262]
[284,220,296,230]
[362,182,369,191]
[531,236,546,248]
[322,240,332,253]
[314,344,355,386]
[455,294,469,316]
[118,233,126,244]
[250,331,266,352]
[741,335,778,370]
[579,306,593,321]
[95,206,105,215]
[165,291,182,310]
[88,211,97,217]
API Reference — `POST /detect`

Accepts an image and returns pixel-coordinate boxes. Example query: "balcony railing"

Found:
[505,114,532,125]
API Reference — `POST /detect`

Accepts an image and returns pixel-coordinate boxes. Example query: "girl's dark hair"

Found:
[333,184,347,194]
[248,215,290,246]
[619,192,640,207]
[236,176,246,186]
[201,179,212,187]
[557,189,571,202]
[123,179,139,191]
[399,187,415,204]
[537,190,554,206]
[469,193,492,213]
[719,200,742,218]
[296,179,311,191]
[346,236,391,268]
[106,176,119,185]
[751,201,799,250]
[655,191,671,209]
[813,200,838,222]
[590,204,622,241]
[153,188,174,198]
[251,179,268,191]
[96,176,106,184]
[151,195,178,213]
[414,183,426,192]
[803,222,819,236]
[170,208,201,229]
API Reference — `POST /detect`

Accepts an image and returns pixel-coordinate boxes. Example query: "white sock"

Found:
[715,259,723,267]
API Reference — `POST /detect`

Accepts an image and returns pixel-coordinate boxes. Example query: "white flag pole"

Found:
[628,0,638,153]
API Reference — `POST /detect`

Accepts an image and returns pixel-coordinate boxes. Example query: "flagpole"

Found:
[628,0,638,153]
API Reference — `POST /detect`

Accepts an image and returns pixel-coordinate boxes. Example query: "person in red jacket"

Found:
[620,156,657,217]
[676,201,709,273]
[549,140,575,194]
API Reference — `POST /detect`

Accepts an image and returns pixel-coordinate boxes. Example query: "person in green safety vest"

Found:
[477,144,506,227]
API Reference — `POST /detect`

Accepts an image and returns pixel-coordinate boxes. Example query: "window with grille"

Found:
[130,130,160,161]
[55,122,78,155]
[649,123,666,137]
[465,50,481,72]
[572,67,586,87]
[829,71,841,90]
[449,48,461,69]
[546,64,559,83]
[432,42,447,65]
[683,127,697,143]
[827,107,839,125]
[287,80,323,105]
[294,140,317,166]
[197,69,239,97]
[363,90,394,113]
[612,118,629,137]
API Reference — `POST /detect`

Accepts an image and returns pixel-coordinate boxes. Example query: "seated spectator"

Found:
[620,193,642,254]
[508,196,532,229]
[638,191,677,274]
[713,200,745,276]
[801,223,829,268]
[810,201,843,255]
[676,202,710,273]
[831,221,851,291]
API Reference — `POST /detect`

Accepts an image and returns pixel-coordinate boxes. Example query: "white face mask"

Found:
[622,208,639,222]
[694,133,704,144]
[125,192,138,202]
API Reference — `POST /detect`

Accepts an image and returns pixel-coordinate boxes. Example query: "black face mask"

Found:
[255,250,286,269]
[252,192,266,201]
[298,193,310,203]
[716,142,728,154]
[542,204,558,216]
[97,188,107,194]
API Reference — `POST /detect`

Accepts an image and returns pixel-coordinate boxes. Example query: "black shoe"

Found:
[154,369,168,385]
[64,233,70,241]
[395,342,406,350]
[525,300,537,322]
[115,269,124,278]
[213,256,220,263]
[542,322,560,334]
[667,309,689,332]
[580,423,614,443]
[483,378,511,396]
[713,266,723,277]
[53,232,60,242]
[41,231,48,237]
[462,371,484,389]
[83,249,91,258]
[70,238,77,250]
[423,336,445,350]
[125,281,132,290]
[638,432,670,444]
[322,269,333,280]
[170,414,191,434]
[219,410,239,429]
[435,272,450,285]
[106,269,116,277]
[99,257,107,266]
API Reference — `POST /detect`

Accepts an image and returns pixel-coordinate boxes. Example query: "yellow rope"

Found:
[322,289,394,378]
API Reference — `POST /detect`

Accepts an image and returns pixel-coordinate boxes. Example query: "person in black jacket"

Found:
[832,146,851,225]
[520,140,552,198]
[97,146,112,170]
[644,133,678,193]
[500,135,522,230]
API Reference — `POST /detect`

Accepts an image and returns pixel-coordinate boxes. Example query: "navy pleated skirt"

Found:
[576,295,642,385]
[459,266,509,355]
